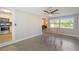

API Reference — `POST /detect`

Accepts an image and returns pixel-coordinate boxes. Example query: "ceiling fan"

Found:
[43,9,59,14]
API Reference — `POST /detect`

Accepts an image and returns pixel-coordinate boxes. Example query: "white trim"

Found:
[0,33,42,47]
[51,32,79,38]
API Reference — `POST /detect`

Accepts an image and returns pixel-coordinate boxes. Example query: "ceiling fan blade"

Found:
[51,9,59,14]
[43,10,49,14]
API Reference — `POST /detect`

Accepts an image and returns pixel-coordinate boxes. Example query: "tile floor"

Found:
[0,32,79,51]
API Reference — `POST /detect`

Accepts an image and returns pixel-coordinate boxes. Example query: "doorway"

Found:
[0,8,13,44]
[42,18,48,32]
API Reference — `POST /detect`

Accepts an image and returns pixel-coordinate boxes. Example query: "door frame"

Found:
[0,8,15,47]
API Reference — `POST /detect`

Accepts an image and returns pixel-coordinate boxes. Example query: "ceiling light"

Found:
[49,14,52,17]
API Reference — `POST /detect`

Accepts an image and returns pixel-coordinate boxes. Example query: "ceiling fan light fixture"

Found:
[49,14,52,17]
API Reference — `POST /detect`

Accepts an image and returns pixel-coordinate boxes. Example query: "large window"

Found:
[50,17,74,29]
[60,17,74,29]
[50,19,59,28]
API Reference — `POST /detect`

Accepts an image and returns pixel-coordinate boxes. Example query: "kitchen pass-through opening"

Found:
[0,8,14,44]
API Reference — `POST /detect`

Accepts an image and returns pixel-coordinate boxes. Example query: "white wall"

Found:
[77,15,79,38]
[14,9,42,40]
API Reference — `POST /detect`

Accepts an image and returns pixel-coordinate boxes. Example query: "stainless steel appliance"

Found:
[0,17,11,34]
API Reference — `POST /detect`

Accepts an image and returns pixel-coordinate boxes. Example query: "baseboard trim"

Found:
[52,32,79,38]
[0,33,42,48]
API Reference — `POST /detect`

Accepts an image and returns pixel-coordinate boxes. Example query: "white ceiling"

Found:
[14,7,45,16]
[14,7,79,17]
